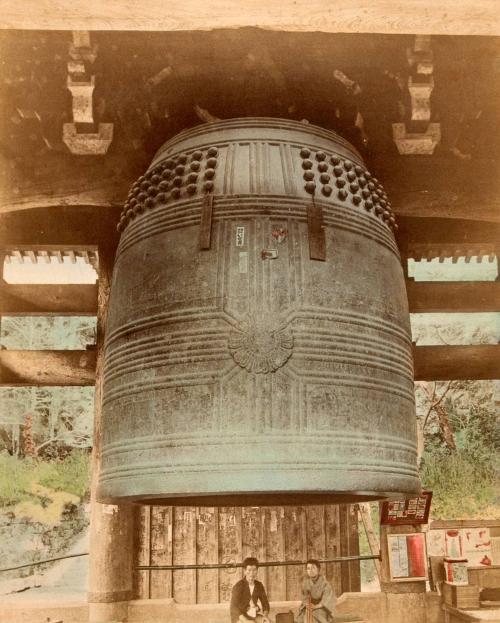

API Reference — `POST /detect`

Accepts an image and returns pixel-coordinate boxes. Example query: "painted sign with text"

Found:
[380,491,432,525]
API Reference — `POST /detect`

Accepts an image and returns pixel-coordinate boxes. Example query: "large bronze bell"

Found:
[98,118,420,505]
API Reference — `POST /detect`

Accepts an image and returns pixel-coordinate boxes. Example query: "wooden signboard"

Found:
[380,491,432,525]
[388,533,428,582]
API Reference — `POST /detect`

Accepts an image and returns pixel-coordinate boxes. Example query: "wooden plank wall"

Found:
[134,504,360,602]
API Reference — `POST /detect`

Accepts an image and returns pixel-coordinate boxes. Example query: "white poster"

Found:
[431,527,494,567]
[426,529,446,557]
[390,535,410,578]
[462,528,492,567]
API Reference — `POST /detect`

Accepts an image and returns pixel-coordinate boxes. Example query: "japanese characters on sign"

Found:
[380,491,432,525]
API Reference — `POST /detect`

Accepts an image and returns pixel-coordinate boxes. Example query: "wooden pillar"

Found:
[88,247,135,623]
[378,521,428,623]
[0,248,9,360]
[0,248,6,338]
[338,504,361,593]
[379,513,426,594]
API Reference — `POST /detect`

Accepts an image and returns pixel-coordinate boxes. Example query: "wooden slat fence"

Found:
[134,504,360,602]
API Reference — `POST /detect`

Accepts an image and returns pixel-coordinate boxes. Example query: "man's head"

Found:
[306,559,321,579]
[243,557,259,582]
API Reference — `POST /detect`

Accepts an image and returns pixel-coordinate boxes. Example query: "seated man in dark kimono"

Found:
[230,557,270,623]
[295,559,336,623]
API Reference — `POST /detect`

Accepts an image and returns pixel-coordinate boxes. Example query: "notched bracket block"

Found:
[63,123,113,155]
[392,122,441,155]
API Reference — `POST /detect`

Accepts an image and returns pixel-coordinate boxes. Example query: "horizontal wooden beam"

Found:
[396,217,500,256]
[0,0,497,34]
[0,283,98,315]
[407,280,500,313]
[430,519,500,529]
[2,159,500,224]
[414,345,500,380]
[3,246,98,267]
[0,185,124,216]
[0,206,122,248]
[3,279,497,316]
[0,350,96,386]
[375,157,500,224]
[406,243,497,263]
[2,207,499,255]
[0,345,497,386]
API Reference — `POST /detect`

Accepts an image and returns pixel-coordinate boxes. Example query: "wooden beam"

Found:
[2,209,497,259]
[396,217,500,257]
[406,243,497,263]
[0,345,496,385]
[0,206,122,248]
[3,245,99,259]
[0,0,497,34]
[0,283,98,315]
[414,345,500,381]
[0,349,96,386]
[2,158,500,224]
[357,503,381,582]
[407,280,500,313]
[376,157,500,224]
[430,519,500,529]
[12,247,101,265]
[0,180,127,216]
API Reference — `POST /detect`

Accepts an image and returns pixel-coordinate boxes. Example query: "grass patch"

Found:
[421,449,499,519]
[0,453,34,506]
[38,451,91,499]
[0,450,91,508]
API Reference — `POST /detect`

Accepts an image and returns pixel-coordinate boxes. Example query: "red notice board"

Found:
[380,491,432,525]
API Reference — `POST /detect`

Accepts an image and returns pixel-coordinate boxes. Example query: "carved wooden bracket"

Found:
[392,122,441,155]
[67,75,95,124]
[63,31,113,155]
[393,35,441,155]
[63,123,113,156]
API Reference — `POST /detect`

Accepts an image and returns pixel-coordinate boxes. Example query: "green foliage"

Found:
[37,450,91,499]
[0,450,91,507]
[421,449,499,519]
[452,405,500,459]
[0,453,34,506]
[419,380,499,520]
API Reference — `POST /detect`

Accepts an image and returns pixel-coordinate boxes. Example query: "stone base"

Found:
[0,591,443,623]
[0,597,87,623]
[126,593,442,623]
[89,600,130,623]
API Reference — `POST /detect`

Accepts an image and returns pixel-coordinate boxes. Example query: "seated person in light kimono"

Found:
[230,557,271,623]
[295,559,336,623]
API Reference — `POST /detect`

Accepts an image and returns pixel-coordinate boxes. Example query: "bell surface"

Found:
[98,117,420,505]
